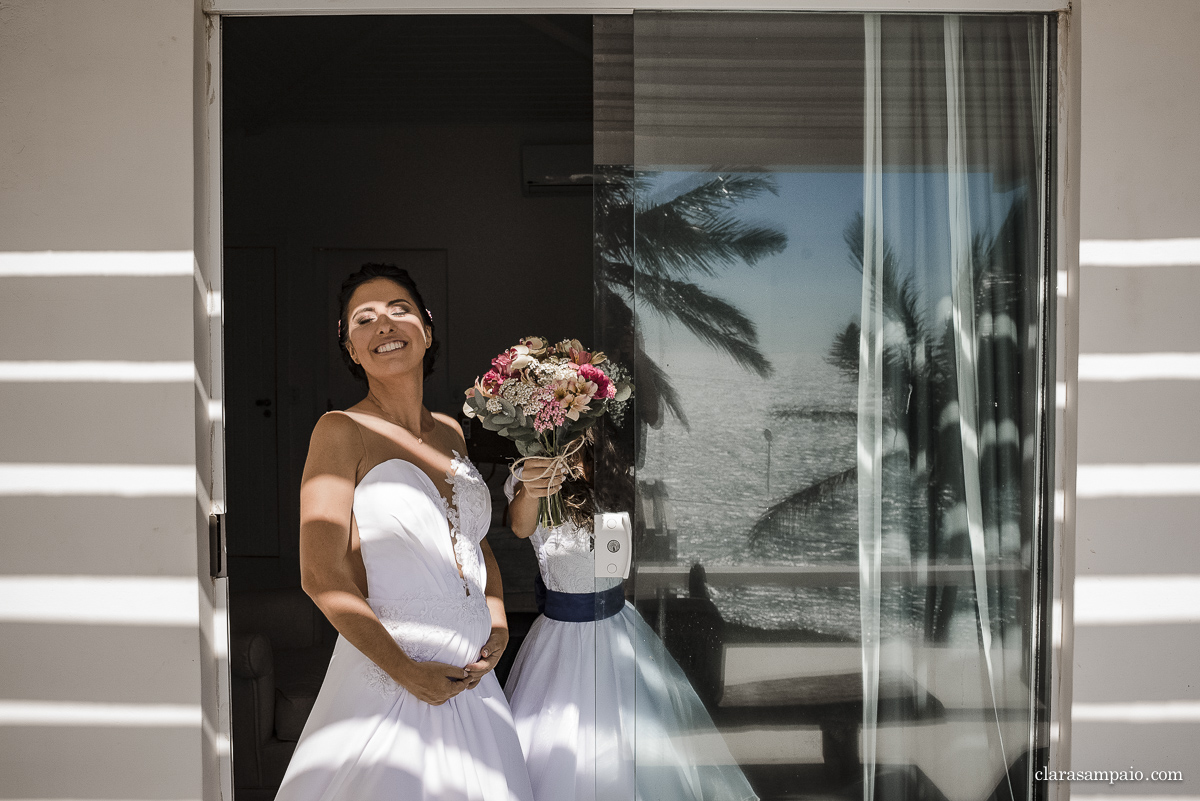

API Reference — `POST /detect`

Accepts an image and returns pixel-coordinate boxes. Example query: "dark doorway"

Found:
[221,16,594,798]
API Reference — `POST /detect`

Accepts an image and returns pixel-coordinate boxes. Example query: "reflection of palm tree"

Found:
[753,202,1027,639]
[595,169,787,427]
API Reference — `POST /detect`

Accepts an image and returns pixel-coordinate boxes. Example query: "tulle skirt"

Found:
[504,603,758,801]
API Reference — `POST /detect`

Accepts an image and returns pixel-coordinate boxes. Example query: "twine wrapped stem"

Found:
[510,434,587,529]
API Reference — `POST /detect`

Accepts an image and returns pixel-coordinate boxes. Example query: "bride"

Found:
[275,263,533,801]
[503,432,758,801]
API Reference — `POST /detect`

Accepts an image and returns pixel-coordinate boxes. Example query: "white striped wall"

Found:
[1070,0,1200,792]
[0,2,210,800]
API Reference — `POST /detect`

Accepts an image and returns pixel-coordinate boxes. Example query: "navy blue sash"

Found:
[534,574,625,622]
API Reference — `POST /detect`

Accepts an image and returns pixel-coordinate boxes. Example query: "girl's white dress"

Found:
[502,476,758,801]
[274,454,533,801]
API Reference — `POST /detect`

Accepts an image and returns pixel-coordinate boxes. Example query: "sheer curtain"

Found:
[858,14,1050,801]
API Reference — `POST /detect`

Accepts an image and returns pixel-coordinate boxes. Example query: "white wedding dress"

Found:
[274,454,533,801]
[502,476,758,801]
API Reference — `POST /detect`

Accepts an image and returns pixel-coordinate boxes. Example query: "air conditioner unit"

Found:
[521,144,592,196]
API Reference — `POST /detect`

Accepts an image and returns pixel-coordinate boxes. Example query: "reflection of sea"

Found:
[638,351,1014,643]
[639,352,865,637]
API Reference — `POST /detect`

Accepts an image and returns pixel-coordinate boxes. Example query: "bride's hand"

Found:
[398,660,471,706]
[519,457,568,499]
[463,629,508,689]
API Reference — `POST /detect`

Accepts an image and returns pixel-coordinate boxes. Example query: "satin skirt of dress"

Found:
[274,633,534,801]
[504,603,758,801]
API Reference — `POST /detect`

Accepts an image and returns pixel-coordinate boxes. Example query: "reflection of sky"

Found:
[638,170,864,359]
[637,169,1022,362]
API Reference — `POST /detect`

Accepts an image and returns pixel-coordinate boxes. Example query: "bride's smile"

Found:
[344,278,433,378]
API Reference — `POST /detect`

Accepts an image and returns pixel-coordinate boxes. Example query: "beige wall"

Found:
[0,1,208,800]
[1072,0,1200,795]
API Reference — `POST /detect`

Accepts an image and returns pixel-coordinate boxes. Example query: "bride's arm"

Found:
[508,457,566,538]
[299,412,469,705]
[464,540,508,688]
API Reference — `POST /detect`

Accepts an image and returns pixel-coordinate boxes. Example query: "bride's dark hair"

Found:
[337,263,440,382]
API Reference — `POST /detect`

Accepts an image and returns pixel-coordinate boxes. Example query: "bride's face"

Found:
[344,278,432,381]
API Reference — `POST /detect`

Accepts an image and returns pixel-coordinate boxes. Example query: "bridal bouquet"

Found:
[463,337,633,528]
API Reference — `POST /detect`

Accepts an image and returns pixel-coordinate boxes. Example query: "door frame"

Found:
[195,5,1081,800]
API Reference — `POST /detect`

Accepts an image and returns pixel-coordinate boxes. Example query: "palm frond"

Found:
[841,213,928,361]
[748,465,856,543]
[635,206,787,280]
[827,321,860,379]
[605,261,774,378]
[636,346,689,428]
[636,174,780,218]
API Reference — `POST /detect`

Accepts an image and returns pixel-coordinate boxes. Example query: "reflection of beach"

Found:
[640,352,863,635]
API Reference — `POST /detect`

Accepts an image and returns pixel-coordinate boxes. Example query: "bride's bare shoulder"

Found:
[307,411,367,464]
[430,412,466,449]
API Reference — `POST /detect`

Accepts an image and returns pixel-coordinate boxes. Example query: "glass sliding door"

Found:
[595,11,1054,801]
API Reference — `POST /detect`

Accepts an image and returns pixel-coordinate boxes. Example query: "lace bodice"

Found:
[354,452,493,696]
[439,452,491,597]
[504,471,622,595]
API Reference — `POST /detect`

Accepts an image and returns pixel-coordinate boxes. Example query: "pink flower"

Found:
[578,363,615,399]
[480,369,505,394]
[491,350,515,376]
[533,391,567,432]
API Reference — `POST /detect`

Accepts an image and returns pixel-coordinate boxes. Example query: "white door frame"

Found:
[194,5,1081,800]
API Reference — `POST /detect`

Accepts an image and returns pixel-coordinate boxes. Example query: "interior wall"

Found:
[223,120,593,588]
[0,2,205,800]
[1072,0,1200,793]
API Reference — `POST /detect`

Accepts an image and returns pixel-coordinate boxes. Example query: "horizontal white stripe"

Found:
[0,251,193,277]
[0,464,196,497]
[1057,269,1068,297]
[1075,798,1200,801]
[1080,238,1200,267]
[1079,353,1200,382]
[1074,701,1200,723]
[1075,796,1195,801]
[0,575,199,625]
[1076,464,1200,498]
[1075,575,1200,625]
[0,699,201,727]
[0,361,195,383]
